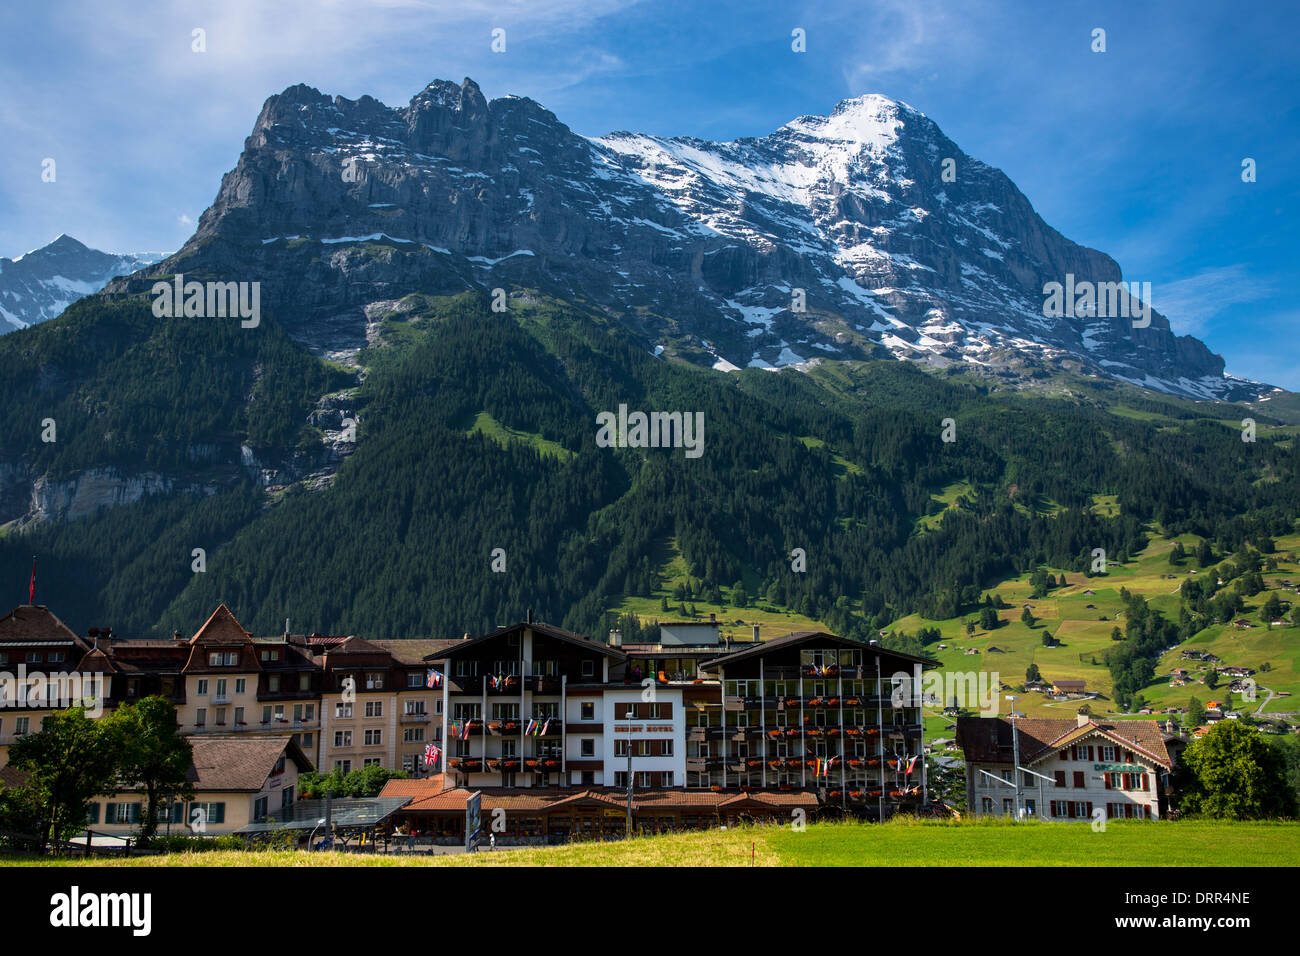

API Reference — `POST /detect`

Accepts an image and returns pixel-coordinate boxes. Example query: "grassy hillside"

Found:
[891,532,1300,726]
[12,818,1299,867]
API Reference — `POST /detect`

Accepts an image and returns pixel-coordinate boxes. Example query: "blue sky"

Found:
[1,0,1296,387]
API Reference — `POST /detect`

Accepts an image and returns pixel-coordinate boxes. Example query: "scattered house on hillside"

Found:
[1191,725,1213,739]
[1138,707,1154,715]
[1221,666,1255,678]
[986,645,1005,654]
[1181,650,1204,660]
[1202,653,1220,663]
[1024,680,1048,692]
[1050,679,1087,697]
[1232,619,1253,629]
[937,643,947,650]
[1171,668,1189,679]
[1085,604,1096,609]
[964,647,980,655]
[1083,589,1096,596]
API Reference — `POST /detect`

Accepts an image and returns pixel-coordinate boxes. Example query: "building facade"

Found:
[956,714,1173,820]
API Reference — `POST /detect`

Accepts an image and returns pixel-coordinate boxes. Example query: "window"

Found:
[581,702,594,721]
[195,708,206,728]
[365,701,383,718]
[364,729,382,746]
[193,802,226,825]
[492,660,520,676]
[335,731,353,747]
[261,648,281,662]
[1054,770,1066,788]
[215,679,227,699]
[235,678,246,694]
[533,660,558,676]
[267,675,281,692]
[47,651,65,664]
[299,673,311,692]
[208,651,237,667]
[335,702,353,719]
[1100,745,1116,762]
[405,700,426,715]
[15,717,30,736]
[26,652,42,664]
[363,757,382,767]
[215,708,227,726]
[455,660,478,677]
[281,786,294,809]
[436,699,443,715]
[85,804,100,825]
[233,706,244,726]
[106,802,142,824]
[407,672,424,688]
[581,660,595,679]
[197,679,208,695]
[253,797,269,821]
[302,733,313,749]
[581,738,595,757]
[404,727,425,743]
[334,760,352,773]
[365,672,384,690]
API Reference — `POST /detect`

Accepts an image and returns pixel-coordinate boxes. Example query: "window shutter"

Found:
[1086,801,1093,817]
[1069,746,1076,760]
[105,802,117,824]
[1142,773,1149,791]
[1104,773,1112,790]
[1061,749,1069,761]
[1087,745,1095,760]
[1067,802,1076,819]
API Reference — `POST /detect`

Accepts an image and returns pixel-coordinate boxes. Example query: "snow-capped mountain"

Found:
[0,235,165,333]
[107,78,1257,400]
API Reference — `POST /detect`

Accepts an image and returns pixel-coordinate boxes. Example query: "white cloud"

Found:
[1153,265,1274,336]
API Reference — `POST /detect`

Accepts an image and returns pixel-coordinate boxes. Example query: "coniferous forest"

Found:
[0,290,1295,642]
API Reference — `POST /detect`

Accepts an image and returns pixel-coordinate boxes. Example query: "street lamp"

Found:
[625,707,635,838]
[1006,696,1021,819]
[308,818,327,851]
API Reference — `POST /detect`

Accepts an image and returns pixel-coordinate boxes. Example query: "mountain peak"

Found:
[781,93,913,151]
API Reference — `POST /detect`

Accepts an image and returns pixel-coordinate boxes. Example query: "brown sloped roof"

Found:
[190,604,252,644]
[397,786,824,815]
[186,735,313,791]
[699,630,934,670]
[434,622,626,663]
[956,717,1172,769]
[371,639,462,665]
[0,605,87,648]
[0,765,31,789]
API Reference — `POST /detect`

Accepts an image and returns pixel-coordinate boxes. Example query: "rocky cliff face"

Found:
[104,77,1257,400]
[0,235,163,333]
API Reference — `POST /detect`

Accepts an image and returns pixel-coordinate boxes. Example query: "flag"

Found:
[424,743,440,767]
[524,718,536,736]
[28,557,35,605]
[905,755,919,776]
[426,668,442,689]
[541,718,551,736]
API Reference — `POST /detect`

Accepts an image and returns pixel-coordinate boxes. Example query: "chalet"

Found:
[0,605,96,765]
[1220,666,1255,678]
[956,714,1171,820]
[88,735,313,836]
[1232,619,1253,629]
[1050,679,1087,698]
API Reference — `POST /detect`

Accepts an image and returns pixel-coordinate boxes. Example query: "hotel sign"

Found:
[615,724,674,733]
[1094,764,1143,773]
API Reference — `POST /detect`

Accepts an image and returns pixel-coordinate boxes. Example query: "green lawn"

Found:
[10,818,1298,867]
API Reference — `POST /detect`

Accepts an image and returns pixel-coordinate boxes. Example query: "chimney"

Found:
[1077,712,1091,728]
[463,632,471,640]
[709,611,716,624]
[526,608,533,624]
[88,627,99,650]
[608,629,622,647]
[752,624,760,642]
[284,618,290,640]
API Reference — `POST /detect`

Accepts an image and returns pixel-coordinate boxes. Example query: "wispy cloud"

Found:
[1153,265,1274,336]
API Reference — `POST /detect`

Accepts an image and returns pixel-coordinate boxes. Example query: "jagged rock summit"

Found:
[109,77,1257,400]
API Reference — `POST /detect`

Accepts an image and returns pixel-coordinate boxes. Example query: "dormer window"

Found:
[208,651,237,667]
